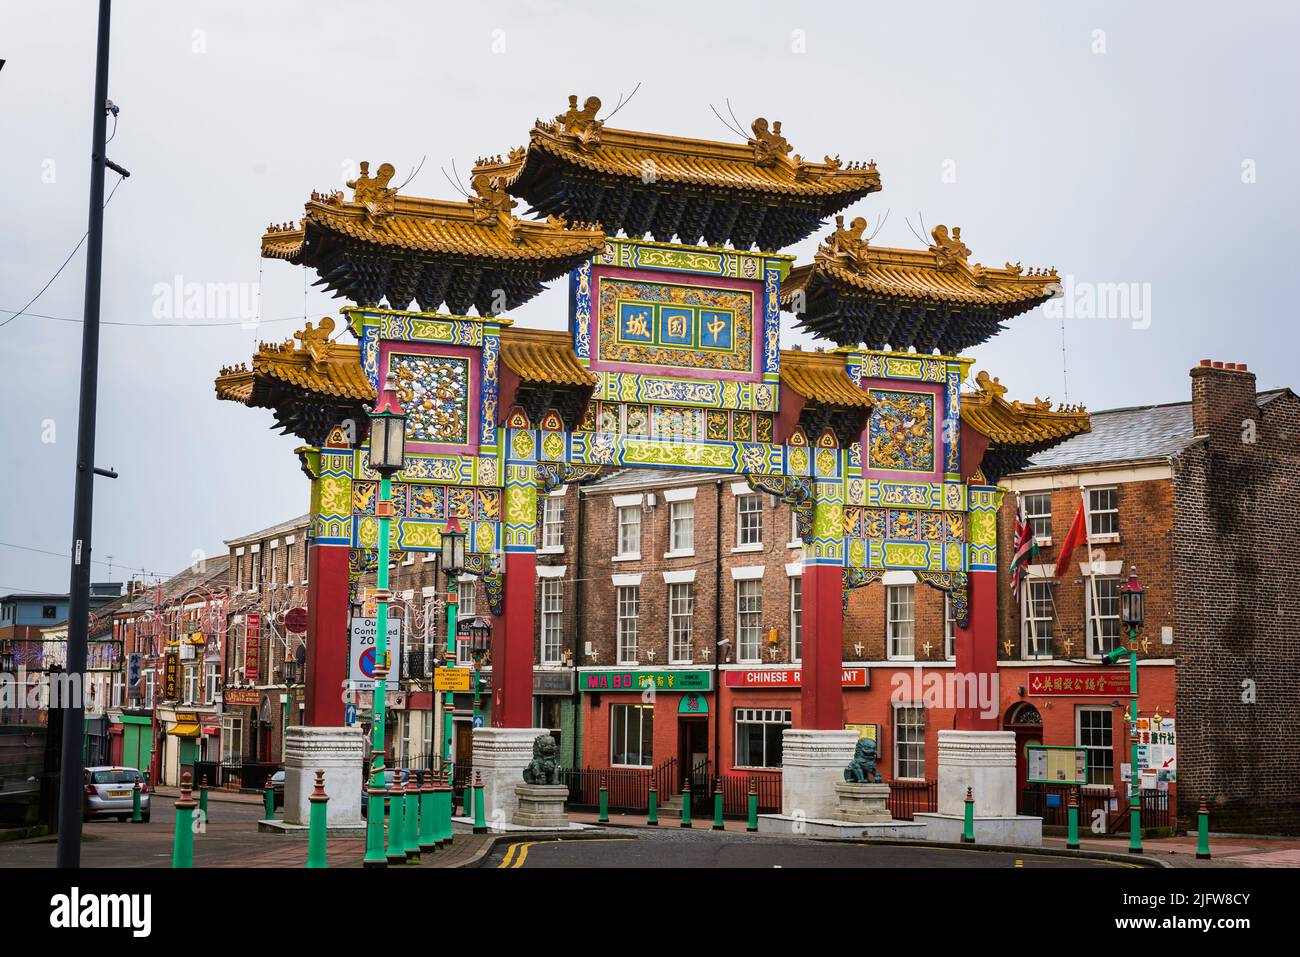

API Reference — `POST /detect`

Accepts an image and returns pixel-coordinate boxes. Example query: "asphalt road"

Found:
[485,827,1135,868]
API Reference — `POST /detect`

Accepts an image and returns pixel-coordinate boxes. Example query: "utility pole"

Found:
[57,0,125,868]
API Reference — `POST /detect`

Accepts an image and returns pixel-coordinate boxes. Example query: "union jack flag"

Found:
[1010,496,1038,599]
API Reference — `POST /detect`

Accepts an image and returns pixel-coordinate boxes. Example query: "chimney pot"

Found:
[1237,363,1248,371]
[1211,361,1224,369]
[1199,359,1212,367]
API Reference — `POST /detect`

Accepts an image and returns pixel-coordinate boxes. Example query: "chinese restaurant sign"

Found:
[244,614,261,682]
[579,669,713,692]
[163,652,180,702]
[724,668,868,688]
[1027,671,1130,697]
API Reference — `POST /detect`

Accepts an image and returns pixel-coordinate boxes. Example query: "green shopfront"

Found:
[578,668,715,787]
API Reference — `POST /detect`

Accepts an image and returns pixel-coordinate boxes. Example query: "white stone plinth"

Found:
[472,726,552,828]
[757,814,928,840]
[913,813,1043,846]
[834,781,893,822]
[514,783,570,828]
[936,729,1019,817]
[780,728,860,820]
[283,725,366,827]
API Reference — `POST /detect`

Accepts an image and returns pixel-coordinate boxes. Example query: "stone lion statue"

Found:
[844,737,882,784]
[522,733,562,785]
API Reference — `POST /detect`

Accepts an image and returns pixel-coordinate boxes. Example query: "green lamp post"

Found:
[362,374,406,868]
[459,615,492,730]
[1105,565,1146,854]
[439,519,466,787]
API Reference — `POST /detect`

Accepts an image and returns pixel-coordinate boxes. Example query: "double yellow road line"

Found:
[498,837,631,868]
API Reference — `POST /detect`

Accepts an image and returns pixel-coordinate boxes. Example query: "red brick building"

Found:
[564,361,1298,833]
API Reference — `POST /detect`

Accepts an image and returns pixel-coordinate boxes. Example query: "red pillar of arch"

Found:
[304,541,350,727]
[492,551,536,728]
[954,569,999,731]
[799,563,845,730]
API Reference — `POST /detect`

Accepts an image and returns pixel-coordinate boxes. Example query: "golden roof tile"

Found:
[499,328,595,388]
[215,317,374,405]
[261,188,605,263]
[785,217,1060,309]
[779,350,874,408]
[961,370,1090,446]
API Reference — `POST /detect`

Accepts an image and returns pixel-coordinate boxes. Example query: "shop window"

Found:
[735,708,791,768]
[1076,706,1114,787]
[893,704,926,780]
[611,703,653,767]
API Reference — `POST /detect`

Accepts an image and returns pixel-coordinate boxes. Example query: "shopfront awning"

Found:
[168,719,202,738]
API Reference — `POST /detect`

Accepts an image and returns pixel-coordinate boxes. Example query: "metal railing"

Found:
[886,779,938,820]
[719,771,782,816]
[1020,783,1170,832]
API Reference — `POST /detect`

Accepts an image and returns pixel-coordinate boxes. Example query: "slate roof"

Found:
[1023,389,1290,470]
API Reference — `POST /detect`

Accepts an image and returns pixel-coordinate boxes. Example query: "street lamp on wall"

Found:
[458,616,493,660]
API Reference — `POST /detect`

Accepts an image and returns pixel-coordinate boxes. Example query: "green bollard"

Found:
[1196,800,1211,860]
[712,777,724,831]
[598,775,609,824]
[680,778,692,829]
[263,778,275,820]
[199,774,209,821]
[404,773,421,863]
[962,787,975,843]
[386,774,407,864]
[472,771,487,834]
[172,772,197,869]
[306,769,329,869]
[131,779,143,824]
[647,783,659,826]
[746,779,758,833]
[1066,790,1080,849]
[419,770,437,854]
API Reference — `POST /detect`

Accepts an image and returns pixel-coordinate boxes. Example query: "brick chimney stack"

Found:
[1190,359,1258,448]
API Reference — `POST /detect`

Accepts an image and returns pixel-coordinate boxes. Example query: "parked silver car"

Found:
[83,766,150,823]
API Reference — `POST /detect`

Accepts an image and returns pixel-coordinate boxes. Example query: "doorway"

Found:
[677,717,709,807]
[1005,702,1043,813]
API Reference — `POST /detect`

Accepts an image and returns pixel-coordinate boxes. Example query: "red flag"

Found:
[1052,501,1086,579]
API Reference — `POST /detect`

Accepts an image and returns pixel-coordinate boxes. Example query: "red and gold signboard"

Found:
[1026,670,1131,697]
[162,651,180,702]
[223,688,261,707]
[724,668,869,688]
[245,614,261,682]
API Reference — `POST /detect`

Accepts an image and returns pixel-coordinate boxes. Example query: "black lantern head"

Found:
[440,517,467,577]
[1119,565,1145,629]
[458,615,493,656]
[368,373,407,474]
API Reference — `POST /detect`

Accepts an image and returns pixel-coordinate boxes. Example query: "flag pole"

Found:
[1081,485,1104,655]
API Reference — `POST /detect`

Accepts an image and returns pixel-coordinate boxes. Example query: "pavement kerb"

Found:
[807,834,1170,867]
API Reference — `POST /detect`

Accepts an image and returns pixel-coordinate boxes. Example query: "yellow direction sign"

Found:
[434,667,472,692]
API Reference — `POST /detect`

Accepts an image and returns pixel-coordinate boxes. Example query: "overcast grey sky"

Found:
[2,0,1296,595]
